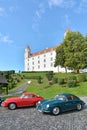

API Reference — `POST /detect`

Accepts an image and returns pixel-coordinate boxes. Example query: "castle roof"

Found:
[30,46,58,57]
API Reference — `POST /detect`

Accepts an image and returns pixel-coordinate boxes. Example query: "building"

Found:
[24,29,72,72]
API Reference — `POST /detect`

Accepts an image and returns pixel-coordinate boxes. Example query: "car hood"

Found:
[5,97,20,102]
[40,99,63,105]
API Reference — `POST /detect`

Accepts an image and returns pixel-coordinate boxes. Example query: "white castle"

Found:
[24,29,72,72]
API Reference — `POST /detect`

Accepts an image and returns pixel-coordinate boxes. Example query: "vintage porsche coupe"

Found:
[2,92,44,110]
[36,93,85,115]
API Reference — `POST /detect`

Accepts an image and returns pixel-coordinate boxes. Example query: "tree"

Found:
[55,31,87,71]
[54,44,65,67]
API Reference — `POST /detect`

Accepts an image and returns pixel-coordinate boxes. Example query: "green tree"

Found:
[55,31,87,72]
[55,44,65,67]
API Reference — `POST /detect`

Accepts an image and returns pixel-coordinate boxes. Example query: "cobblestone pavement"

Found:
[0,105,87,130]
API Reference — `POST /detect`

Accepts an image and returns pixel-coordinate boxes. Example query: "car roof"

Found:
[56,93,75,97]
[23,92,36,95]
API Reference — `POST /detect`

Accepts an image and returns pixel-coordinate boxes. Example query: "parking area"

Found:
[0,103,87,130]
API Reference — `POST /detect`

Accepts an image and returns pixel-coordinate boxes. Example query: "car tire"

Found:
[8,103,17,110]
[52,107,60,115]
[76,103,82,111]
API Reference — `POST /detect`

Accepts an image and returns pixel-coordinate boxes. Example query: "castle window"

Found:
[44,59,46,62]
[51,57,53,61]
[27,67,29,70]
[32,67,34,70]
[44,54,46,57]
[38,60,40,64]
[38,65,40,69]
[51,52,53,55]
[51,63,53,67]
[32,62,34,65]
[44,64,46,68]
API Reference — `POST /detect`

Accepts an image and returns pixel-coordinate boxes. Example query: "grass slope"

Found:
[23,72,87,98]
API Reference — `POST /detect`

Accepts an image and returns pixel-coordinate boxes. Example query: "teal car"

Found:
[36,93,85,115]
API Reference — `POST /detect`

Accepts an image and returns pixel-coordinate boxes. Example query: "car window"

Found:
[67,96,75,101]
[54,95,66,101]
[20,94,33,98]
[26,94,33,98]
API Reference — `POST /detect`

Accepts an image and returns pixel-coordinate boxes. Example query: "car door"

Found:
[64,96,76,111]
[20,94,34,107]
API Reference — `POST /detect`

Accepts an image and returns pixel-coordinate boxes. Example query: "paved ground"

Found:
[0,102,87,130]
[9,82,28,95]
[1,83,87,130]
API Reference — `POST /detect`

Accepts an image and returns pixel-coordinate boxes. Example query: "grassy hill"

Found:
[21,72,87,98]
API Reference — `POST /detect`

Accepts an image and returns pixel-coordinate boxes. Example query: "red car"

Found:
[1,92,44,110]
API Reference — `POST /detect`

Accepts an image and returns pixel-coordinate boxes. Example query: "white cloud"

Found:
[48,0,76,9]
[75,0,87,13]
[0,7,5,16]
[9,6,16,13]
[48,0,87,14]
[32,3,45,32]
[48,0,63,7]
[35,3,45,19]
[61,14,71,29]
[0,32,14,44]
[64,14,70,24]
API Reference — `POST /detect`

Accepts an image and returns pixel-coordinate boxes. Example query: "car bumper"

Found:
[1,102,8,107]
[37,106,51,113]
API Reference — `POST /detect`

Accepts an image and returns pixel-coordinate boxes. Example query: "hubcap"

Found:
[77,104,82,110]
[9,103,16,110]
[53,107,60,115]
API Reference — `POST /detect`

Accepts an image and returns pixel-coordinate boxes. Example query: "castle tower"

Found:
[64,28,70,38]
[24,45,31,71]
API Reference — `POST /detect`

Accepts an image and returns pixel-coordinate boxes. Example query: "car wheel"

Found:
[8,103,17,110]
[76,103,82,111]
[52,107,60,115]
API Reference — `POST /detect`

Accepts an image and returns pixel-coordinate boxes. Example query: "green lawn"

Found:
[4,72,87,99]
[23,72,87,98]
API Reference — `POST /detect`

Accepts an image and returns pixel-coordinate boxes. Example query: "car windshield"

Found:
[20,94,25,98]
[54,95,66,101]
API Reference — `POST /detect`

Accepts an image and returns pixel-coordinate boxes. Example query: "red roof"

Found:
[30,46,58,57]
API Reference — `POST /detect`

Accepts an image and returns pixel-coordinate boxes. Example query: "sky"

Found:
[0,0,87,72]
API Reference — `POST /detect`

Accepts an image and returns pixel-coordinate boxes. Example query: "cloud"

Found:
[32,3,45,32]
[0,32,14,44]
[75,0,87,13]
[48,0,87,14]
[0,7,5,16]
[61,14,71,29]
[48,0,63,7]
[35,3,45,19]
[64,14,71,25]
[48,0,76,9]
[9,6,16,13]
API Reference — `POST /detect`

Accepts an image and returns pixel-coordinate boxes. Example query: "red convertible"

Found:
[2,92,44,110]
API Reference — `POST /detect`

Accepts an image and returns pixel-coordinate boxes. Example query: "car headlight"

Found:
[46,104,50,108]
[38,101,41,104]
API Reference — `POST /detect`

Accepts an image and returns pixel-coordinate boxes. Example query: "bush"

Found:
[77,74,87,82]
[49,81,53,85]
[67,80,77,87]
[58,78,65,85]
[52,77,58,84]
[67,76,77,81]
[37,76,42,84]
[46,71,54,81]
